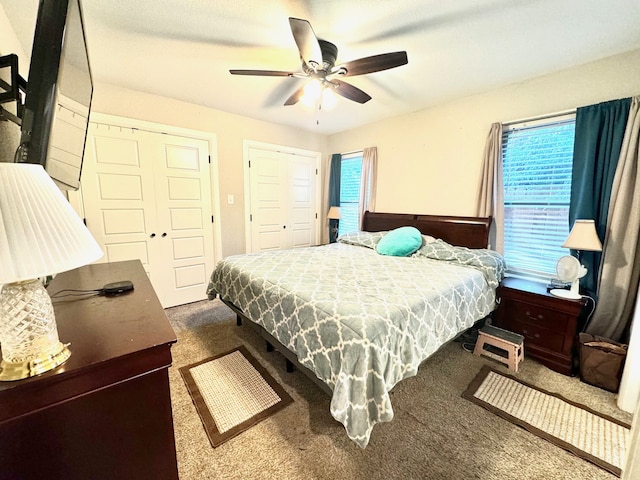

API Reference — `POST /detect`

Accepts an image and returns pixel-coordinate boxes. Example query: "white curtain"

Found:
[321,154,332,245]
[358,146,377,229]
[476,123,504,252]
[588,96,640,341]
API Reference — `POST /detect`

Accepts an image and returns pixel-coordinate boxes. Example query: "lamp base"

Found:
[0,278,71,381]
[0,342,71,381]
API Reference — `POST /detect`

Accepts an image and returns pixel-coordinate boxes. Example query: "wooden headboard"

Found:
[361,211,492,249]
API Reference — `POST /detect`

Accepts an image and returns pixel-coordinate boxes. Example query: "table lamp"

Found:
[0,163,103,381]
[327,206,341,243]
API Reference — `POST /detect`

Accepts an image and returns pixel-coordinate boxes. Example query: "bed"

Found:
[206,211,505,447]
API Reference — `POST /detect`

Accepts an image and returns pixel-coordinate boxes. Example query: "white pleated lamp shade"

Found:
[0,163,103,283]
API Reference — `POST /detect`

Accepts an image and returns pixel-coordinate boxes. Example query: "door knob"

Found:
[150,233,156,238]
[161,232,167,237]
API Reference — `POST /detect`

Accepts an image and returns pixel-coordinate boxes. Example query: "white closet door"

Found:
[81,124,157,275]
[288,153,316,248]
[248,147,289,251]
[81,123,214,307]
[151,134,214,308]
[247,147,318,252]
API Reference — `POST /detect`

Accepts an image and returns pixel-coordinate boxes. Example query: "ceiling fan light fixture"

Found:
[321,87,337,110]
[301,79,322,107]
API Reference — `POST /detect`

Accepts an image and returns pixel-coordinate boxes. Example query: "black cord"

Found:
[49,288,102,299]
[580,295,597,332]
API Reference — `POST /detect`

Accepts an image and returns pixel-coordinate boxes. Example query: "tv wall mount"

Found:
[0,54,27,126]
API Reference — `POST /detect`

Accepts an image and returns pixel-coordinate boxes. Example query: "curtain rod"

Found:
[502,108,576,126]
[340,149,364,157]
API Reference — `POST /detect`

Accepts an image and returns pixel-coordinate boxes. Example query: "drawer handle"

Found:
[525,310,545,321]
[522,329,541,339]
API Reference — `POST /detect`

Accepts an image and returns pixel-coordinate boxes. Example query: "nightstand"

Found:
[493,277,586,375]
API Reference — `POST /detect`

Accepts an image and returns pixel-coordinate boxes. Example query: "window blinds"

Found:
[502,115,576,279]
[339,154,363,236]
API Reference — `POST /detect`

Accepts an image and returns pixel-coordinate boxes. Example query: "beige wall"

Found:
[91,83,326,258]
[326,48,640,217]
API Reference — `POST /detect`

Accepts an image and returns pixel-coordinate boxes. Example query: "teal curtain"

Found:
[570,98,631,297]
[328,153,341,242]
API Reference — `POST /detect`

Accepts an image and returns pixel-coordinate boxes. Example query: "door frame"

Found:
[69,112,222,267]
[242,140,322,252]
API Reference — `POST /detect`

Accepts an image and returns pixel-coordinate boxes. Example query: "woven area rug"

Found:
[463,365,631,477]
[180,345,293,447]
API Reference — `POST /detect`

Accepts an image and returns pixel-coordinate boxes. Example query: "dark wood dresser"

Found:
[0,260,178,480]
[494,277,586,375]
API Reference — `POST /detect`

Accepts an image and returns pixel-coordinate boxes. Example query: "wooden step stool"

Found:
[474,325,524,372]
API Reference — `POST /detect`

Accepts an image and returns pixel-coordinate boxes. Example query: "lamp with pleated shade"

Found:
[0,163,103,380]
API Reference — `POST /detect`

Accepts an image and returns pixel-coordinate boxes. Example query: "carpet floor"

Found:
[166,299,632,480]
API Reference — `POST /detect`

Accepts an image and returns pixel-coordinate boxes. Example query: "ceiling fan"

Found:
[230,17,408,106]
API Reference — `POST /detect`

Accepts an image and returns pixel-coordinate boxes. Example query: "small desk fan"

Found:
[550,255,586,299]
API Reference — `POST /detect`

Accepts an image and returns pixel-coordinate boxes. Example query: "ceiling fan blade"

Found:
[230,69,294,77]
[289,18,323,71]
[284,85,306,106]
[332,51,408,77]
[331,80,371,104]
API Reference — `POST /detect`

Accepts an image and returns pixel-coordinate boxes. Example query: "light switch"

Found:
[227,194,234,205]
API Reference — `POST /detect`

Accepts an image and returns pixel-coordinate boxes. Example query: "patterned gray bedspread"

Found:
[206,232,505,447]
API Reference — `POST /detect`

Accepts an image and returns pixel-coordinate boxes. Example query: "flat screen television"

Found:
[17,0,92,191]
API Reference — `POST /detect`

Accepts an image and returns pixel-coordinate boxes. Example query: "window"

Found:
[338,152,363,236]
[502,114,576,280]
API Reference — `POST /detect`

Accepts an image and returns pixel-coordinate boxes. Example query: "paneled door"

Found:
[248,148,288,251]
[81,122,214,307]
[247,145,319,252]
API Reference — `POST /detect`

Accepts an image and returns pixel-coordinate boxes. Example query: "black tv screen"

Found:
[19,0,92,191]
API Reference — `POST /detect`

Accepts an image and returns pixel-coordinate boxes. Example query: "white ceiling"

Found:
[3,0,640,135]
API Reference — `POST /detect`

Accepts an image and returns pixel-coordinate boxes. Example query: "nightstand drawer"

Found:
[511,318,565,352]
[506,299,569,332]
